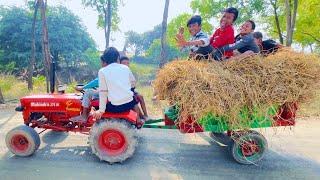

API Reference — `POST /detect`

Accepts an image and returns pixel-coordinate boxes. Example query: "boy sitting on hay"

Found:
[176,8,240,60]
[209,7,238,59]
[175,15,213,59]
[214,20,260,60]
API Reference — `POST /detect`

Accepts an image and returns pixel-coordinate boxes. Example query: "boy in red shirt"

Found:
[210,7,238,59]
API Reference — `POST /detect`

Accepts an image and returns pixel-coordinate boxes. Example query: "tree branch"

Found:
[302,32,320,43]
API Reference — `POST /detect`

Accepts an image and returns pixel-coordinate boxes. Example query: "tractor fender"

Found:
[88,110,138,125]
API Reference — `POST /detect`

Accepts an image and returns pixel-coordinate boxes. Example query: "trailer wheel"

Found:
[230,131,267,165]
[6,125,40,156]
[89,119,137,163]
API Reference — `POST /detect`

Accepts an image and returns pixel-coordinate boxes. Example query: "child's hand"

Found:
[92,110,103,120]
[176,33,187,48]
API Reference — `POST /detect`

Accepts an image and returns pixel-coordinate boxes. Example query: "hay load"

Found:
[154,50,320,129]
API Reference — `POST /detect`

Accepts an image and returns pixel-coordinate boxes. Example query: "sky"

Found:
[0,0,193,50]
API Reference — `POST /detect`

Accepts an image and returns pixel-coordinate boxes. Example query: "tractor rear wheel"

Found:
[89,119,137,163]
[229,131,268,165]
[6,125,40,156]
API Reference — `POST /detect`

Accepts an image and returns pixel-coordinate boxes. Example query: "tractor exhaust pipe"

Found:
[50,58,55,93]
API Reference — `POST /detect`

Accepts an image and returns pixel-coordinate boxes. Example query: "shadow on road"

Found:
[41,130,69,145]
[1,130,320,179]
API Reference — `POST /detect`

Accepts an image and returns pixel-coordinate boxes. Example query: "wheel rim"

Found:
[11,134,29,153]
[240,140,260,157]
[98,129,127,156]
[235,138,264,162]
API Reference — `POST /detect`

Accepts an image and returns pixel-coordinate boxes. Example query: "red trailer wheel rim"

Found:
[98,129,127,156]
[11,134,29,152]
[241,140,260,157]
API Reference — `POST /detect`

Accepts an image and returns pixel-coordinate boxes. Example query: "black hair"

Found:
[247,20,256,30]
[100,47,120,64]
[120,56,129,63]
[253,31,263,39]
[224,7,239,22]
[187,15,202,27]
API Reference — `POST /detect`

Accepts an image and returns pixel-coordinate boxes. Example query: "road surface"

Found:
[0,109,319,180]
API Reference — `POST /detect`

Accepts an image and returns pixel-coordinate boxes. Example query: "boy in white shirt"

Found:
[93,47,141,121]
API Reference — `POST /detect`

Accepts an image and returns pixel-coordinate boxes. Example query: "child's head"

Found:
[220,7,239,27]
[100,47,120,67]
[240,20,255,35]
[187,15,202,36]
[120,56,130,66]
[253,31,263,45]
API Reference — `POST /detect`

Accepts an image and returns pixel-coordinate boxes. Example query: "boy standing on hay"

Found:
[176,15,213,59]
[209,7,239,59]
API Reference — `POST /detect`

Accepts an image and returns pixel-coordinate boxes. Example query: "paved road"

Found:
[0,109,319,180]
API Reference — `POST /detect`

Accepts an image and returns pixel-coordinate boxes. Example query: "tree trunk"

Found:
[39,0,51,92]
[28,0,39,90]
[285,0,292,46]
[285,0,298,47]
[159,0,170,68]
[309,44,313,53]
[0,87,4,104]
[103,0,112,49]
[270,0,284,44]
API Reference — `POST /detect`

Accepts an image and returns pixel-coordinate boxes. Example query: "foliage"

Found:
[294,0,320,47]
[0,7,35,69]
[146,39,184,63]
[0,6,98,78]
[82,0,121,32]
[125,24,162,56]
[190,0,266,24]
[265,0,319,48]
[47,6,96,66]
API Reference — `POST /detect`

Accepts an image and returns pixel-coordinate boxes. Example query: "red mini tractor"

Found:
[5,61,142,163]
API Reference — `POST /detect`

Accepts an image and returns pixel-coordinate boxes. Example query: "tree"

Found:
[28,0,39,90]
[294,0,320,47]
[82,0,121,48]
[160,0,170,68]
[39,0,51,92]
[266,0,317,48]
[269,0,284,44]
[124,24,162,56]
[0,6,97,82]
[0,7,35,71]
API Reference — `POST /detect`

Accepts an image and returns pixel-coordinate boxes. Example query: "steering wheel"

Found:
[75,84,85,94]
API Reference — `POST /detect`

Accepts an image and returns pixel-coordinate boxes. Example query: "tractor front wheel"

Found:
[229,130,268,165]
[6,125,40,156]
[89,119,137,163]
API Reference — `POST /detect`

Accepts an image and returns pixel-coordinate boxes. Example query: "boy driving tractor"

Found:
[71,48,148,123]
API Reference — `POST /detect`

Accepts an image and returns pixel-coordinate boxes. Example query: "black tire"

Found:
[209,132,232,146]
[5,125,40,157]
[89,119,137,163]
[229,131,268,165]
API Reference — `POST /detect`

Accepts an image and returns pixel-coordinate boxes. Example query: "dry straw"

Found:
[154,49,320,129]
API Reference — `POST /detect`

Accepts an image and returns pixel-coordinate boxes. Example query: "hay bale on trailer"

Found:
[154,49,320,130]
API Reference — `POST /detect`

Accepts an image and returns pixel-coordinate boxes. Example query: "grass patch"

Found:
[0,74,46,102]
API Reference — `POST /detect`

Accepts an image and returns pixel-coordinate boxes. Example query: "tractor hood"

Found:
[20,94,82,113]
